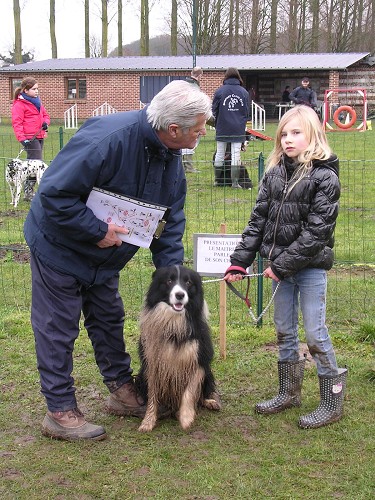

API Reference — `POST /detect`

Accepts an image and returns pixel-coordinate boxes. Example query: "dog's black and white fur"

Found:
[5,158,49,208]
[137,265,221,432]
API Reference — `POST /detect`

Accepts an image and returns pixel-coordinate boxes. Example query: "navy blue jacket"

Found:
[212,78,250,142]
[24,108,187,286]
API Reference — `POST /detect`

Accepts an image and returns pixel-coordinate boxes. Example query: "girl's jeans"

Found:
[272,268,338,376]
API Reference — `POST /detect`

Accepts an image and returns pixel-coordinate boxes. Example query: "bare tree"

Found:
[85,0,90,58]
[13,0,22,64]
[269,0,278,53]
[102,0,108,57]
[118,0,123,56]
[178,0,231,55]
[50,0,57,58]
[171,0,178,55]
[141,0,150,55]
[310,0,320,52]
[90,34,103,57]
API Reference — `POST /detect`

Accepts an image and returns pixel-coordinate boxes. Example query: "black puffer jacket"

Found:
[230,155,340,279]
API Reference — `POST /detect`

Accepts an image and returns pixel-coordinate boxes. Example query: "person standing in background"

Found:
[289,77,317,108]
[281,86,291,102]
[186,66,203,87]
[182,66,204,173]
[12,77,50,201]
[212,67,250,189]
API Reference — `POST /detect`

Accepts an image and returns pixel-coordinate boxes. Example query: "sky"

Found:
[1,0,169,61]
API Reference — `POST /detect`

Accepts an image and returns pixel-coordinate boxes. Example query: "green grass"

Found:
[0,121,374,498]
[0,310,374,499]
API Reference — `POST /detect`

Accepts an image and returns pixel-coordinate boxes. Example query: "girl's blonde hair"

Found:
[14,77,37,99]
[266,105,332,191]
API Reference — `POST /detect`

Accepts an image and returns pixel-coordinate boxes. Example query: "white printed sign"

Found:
[193,233,242,277]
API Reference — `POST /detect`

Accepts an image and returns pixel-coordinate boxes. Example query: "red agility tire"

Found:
[333,105,357,129]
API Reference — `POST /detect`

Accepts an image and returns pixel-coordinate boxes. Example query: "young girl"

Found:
[225,105,347,429]
[12,76,50,201]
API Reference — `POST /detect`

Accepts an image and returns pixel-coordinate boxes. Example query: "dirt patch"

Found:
[0,243,30,263]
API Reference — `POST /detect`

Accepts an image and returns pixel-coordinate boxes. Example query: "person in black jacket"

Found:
[289,77,317,108]
[281,85,291,102]
[224,105,347,429]
[212,67,250,188]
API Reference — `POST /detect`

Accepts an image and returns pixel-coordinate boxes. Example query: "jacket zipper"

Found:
[268,170,289,261]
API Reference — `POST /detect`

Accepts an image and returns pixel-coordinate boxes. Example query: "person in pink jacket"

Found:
[12,76,50,201]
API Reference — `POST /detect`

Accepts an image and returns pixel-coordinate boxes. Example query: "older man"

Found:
[24,80,212,441]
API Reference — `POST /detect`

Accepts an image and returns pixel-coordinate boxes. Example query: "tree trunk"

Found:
[50,0,57,58]
[118,0,123,56]
[85,0,90,58]
[269,0,278,53]
[228,0,234,53]
[13,0,22,64]
[141,0,149,55]
[171,0,177,55]
[102,0,108,57]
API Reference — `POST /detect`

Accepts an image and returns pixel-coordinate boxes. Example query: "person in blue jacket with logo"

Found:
[212,67,250,188]
[24,80,212,441]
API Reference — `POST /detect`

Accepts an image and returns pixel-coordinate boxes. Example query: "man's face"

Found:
[162,114,208,149]
[302,80,309,88]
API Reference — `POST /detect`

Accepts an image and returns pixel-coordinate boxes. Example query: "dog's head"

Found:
[145,265,204,313]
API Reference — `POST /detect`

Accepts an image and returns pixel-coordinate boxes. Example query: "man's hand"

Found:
[96,224,129,248]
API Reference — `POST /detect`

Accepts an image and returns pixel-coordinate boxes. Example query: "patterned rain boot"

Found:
[298,367,347,429]
[255,358,306,415]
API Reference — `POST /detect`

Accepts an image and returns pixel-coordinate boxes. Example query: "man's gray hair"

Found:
[146,80,212,132]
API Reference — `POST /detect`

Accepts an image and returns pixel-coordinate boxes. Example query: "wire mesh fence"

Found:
[0,124,374,333]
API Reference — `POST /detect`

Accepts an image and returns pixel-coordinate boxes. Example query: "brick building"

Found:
[0,52,373,122]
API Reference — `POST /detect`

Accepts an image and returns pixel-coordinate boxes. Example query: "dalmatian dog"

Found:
[5,158,49,208]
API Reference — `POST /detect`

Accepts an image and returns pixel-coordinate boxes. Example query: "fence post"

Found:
[59,127,64,150]
[257,153,265,327]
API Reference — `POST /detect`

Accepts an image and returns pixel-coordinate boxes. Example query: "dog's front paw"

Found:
[178,408,196,430]
[138,413,157,433]
[202,392,222,411]
[138,420,155,433]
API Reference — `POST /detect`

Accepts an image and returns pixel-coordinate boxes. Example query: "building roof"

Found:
[0,52,370,73]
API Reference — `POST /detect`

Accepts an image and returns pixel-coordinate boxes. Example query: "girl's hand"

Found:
[263,266,280,282]
[224,273,244,283]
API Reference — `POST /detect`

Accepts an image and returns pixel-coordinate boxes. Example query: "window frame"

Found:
[65,76,87,101]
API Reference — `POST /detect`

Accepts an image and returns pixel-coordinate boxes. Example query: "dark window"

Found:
[66,77,86,100]
[140,75,185,106]
[10,78,22,99]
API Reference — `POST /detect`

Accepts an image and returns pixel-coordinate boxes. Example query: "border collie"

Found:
[137,265,221,432]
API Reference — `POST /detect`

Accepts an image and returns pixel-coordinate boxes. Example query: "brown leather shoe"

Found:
[42,408,107,441]
[106,380,146,417]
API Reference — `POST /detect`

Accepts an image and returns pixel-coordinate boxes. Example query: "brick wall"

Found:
[1,65,374,122]
[0,70,225,122]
